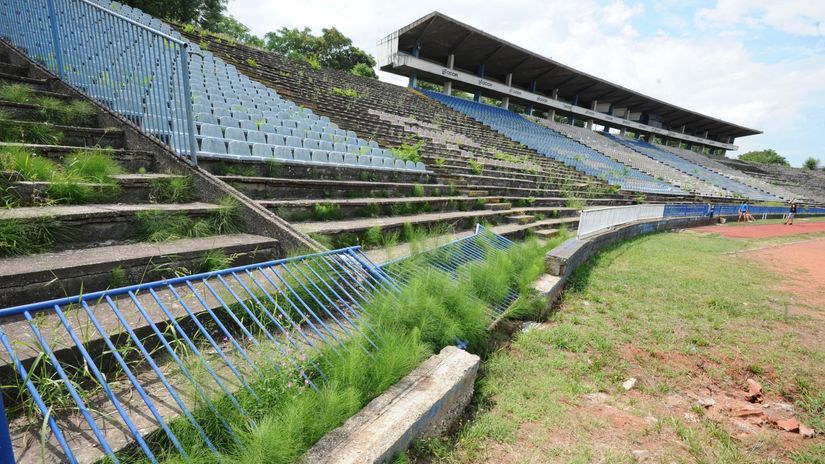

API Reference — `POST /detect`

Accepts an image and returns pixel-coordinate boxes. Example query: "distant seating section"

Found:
[658,144,796,200]
[532,118,731,198]
[423,91,686,195]
[602,133,779,201]
[93,1,426,173]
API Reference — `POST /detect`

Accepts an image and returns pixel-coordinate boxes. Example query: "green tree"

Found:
[802,157,821,170]
[263,27,376,78]
[121,0,227,30]
[212,15,263,47]
[415,80,442,92]
[737,149,790,166]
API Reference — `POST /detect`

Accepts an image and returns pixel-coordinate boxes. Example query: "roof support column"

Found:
[570,94,579,126]
[474,63,485,102]
[408,43,421,88]
[501,73,513,110]
[527,81,537,115]
[443,53,454,95]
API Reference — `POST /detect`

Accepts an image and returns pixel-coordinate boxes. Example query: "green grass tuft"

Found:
[150,176,195,203]
[0,83,34,104]
[0,218,60,257]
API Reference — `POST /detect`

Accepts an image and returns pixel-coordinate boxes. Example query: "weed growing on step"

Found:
[195,249,235,273]
[468,158,483,175]
[0,83,34,103]
[150,176,195,203]
[411,183,425,197]
[0,217,60,257]
[136,197,240,242]
[389,140,424,164]
[64,149,122,182]
[311,202,343,221]
[0,118,64,145]
[330,87,360,99]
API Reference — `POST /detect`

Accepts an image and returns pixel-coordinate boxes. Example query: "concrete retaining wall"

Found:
[541,216,714,303]
[303,346,480,464]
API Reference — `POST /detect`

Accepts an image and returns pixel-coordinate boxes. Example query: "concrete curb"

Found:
[539,216,714,307]
[303,346,480,464]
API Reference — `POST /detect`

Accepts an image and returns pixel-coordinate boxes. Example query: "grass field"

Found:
[403,230,825,463]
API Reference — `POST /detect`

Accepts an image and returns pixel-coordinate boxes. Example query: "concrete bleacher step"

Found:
[297,206,576,238]
[0,71,49,89]
[484,202,511,211]
[0,142,155,172]
[533,228,560,239]
[0,233,278,307]
[0,202,221,250]
[220,175,452,200]
[0,61,28,77]
[259,195,495,219]
[0,118,125,148]
[6,173,188,206]
[461,189,489,197]
[506,214,535,225]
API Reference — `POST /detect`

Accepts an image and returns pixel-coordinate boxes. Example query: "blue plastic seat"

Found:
[198,123,222,138]
[251,143,272,158]
[293,148,311,163]
[199,137,226,155]
[247,130,267,144]
[274,146,292,160]
[225,127,246,141]
[228,140,251,157]
[310,150,328,164]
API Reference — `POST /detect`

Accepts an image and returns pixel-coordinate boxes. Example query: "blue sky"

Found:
[227,0,825,167]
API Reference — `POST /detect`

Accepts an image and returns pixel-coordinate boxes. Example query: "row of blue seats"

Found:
[197,138,426,172]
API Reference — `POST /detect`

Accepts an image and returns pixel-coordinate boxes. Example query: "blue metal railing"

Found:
[382,225,518,314]
[0,226,519,463]
[664,203,825,218]
[0,246,394,463]
[0,0,198,163]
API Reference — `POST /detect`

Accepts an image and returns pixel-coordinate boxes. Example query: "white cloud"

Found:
[696,0,825,37]
[225,0,825,165]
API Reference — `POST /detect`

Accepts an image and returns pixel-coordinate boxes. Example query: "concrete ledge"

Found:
[545,216,713,278]
[537,216,713,309]
[303,346,480,464]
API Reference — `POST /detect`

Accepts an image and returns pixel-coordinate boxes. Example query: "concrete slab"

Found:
[303,346,480,464]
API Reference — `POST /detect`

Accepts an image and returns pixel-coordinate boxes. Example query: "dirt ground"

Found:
[690,220,825,239]
[431,227,825,463]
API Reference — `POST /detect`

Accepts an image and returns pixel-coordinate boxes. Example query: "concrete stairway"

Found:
[0,44,283,307]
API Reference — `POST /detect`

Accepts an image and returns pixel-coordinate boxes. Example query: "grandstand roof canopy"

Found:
[384,11,761,140]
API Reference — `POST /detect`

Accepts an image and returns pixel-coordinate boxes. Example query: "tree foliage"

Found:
[802,157,821,170]
[212,15,264,47]
[120,0,226,30]
[737,149,789,166]
[263,27,377,78]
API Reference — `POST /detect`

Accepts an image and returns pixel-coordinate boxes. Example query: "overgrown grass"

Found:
[0,83,96,126]
[419,231,825,463]
[117,234,553,464]
[0,217,60,256]
[135,197,240,242]
[0,146,122,204]
[150,176,195,203]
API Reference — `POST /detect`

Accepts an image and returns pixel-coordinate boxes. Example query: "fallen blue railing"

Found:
[0,226,515,463]
[0,246,393,463]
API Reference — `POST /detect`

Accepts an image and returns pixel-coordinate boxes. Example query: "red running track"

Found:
[690,220,825,239]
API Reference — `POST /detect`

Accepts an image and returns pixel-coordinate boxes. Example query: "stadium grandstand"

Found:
[0,1,824,463]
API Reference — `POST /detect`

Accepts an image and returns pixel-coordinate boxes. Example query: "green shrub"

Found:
[331,87,359,99]
[411,184,425,197]
[389,141,424,164]
[468,158,483,175]
[64,150,122,182]
[0,83,34,103]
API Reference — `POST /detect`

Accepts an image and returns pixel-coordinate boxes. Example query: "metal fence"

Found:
[0,226,518,463]
[0,247,393,463]
[0,0,198,163]
[382,225,517,314]
[577,204,666,238]
[580,203,825,238]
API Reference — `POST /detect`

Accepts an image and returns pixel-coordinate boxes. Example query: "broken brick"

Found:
[745,378,763,403]
[775,418,800,432]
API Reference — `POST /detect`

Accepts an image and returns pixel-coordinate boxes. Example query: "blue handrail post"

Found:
[45,0,66,79]
[179,43,198,165]
[0,391,15,464]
